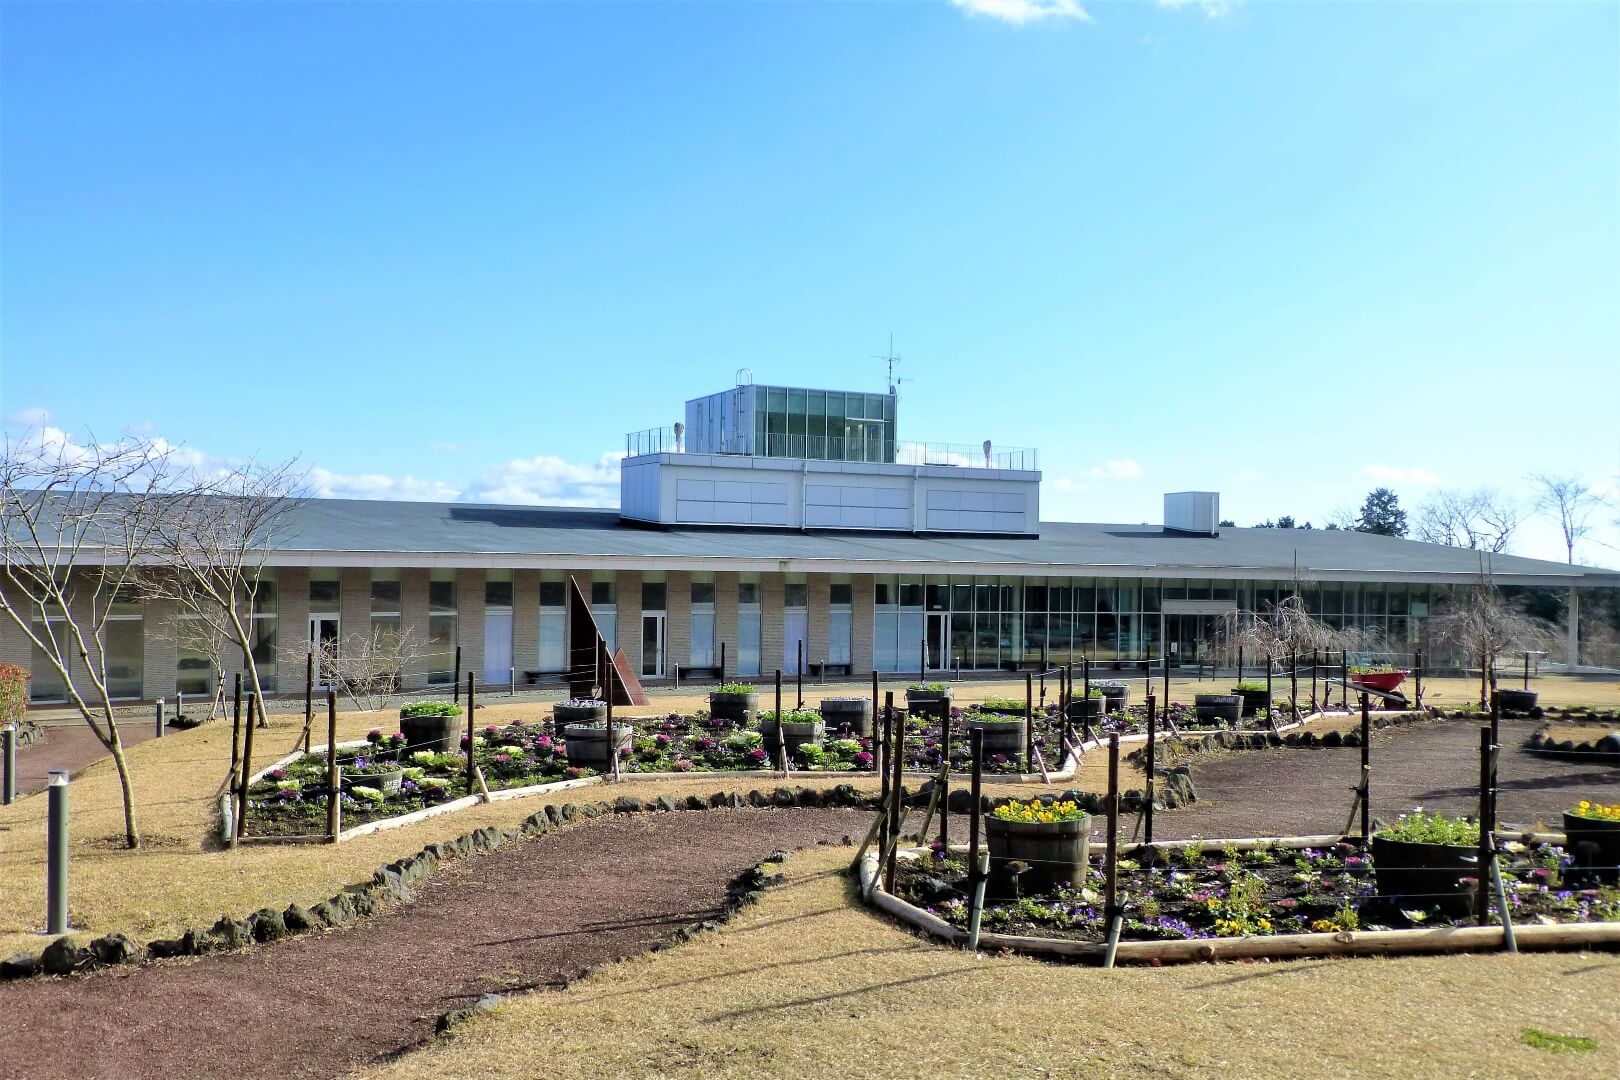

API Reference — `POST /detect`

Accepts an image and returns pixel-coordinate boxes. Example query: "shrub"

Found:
[980,696,1027,713]
[796,743,827,765]
[908,682,949,693]
[558,698,606,709]
[0,664,26,724]
[1376,809,1479,847]
[715,682,756,695]
[350,785,385,804]
[758,709,822,724]
[400,700,462,718]
[1234,681,1268,692]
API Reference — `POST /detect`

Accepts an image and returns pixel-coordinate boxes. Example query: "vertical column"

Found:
[1567,586,1580,667]
[616,570,643,670]
[400,568,430,689]
[0,582,29,669]
[761,572,785,676]
[456,568,485,686]
[715,573,739,678]
[277,567,311,689]
[141,596,178,701]
[513,569,540,677]
[850,573,876,676]
[665,570,691,672]
[339,567,371,651]
[807,575,830,672]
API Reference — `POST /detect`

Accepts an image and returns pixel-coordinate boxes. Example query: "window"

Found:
[641,575,666,612]
[370,569,401,611]
[485,569,513,609]
[738,573,761,675]
[428,570,457,685]
[429,570,456,613]
[784,575,807,609]
[690,573,716,668]
[310,568,341,611]
[28,620,68,703]
[738,575,759,606]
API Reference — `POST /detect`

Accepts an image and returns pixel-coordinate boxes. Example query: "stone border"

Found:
[1524,725,1620,768]
[857,841,1620,965]
[0,783,883,984]
[231,742,1081,845]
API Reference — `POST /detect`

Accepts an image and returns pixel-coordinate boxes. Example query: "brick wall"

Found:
[851,573,875,676]
[616,570,643,671]
[807,575,830,671]
[513,570,540,676]
[715,573,738,678]
[340,567,371,652]
[761,573,785,679]
[456,568,485,688]
[665,570,691,675]
[400,568,429,689]
[141,597,178,701]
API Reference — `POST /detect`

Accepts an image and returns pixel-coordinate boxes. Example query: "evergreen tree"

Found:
[1354,488,1408,537]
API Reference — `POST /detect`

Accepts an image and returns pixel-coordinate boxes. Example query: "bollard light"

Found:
[156,697,166,739]
[2,722,16,805]
[47,770,70,934]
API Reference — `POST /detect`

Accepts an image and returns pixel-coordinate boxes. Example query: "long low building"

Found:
[7,379,1618,703]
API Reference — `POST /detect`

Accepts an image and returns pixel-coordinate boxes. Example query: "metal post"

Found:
[1523,651,1530,691]
[1477,725,1493,924]
[885,691,903,894]
[326,691,340,841]
[1341,650,1348,709]
[1265,655,1274,724]
[1102,734,1121,969]
[1237,645,1243,684]
[774,668,782,725]
[796,642,803,709]
[1489,693,1501,826]
[511,666,517,697]
[1490,838,1518,952]
[155,697,165,739]
[304,650,315,754]
[920,637,927,684]
[966,727,986,951]
[235,693,257,840]
[1144,694,1156,850]
[2,723,15,805]
[1082,656,1090,701]
[1360,692,1371,846]
[47,770,69,934]
[877,698,891,858]
[871,669,879,736]
[1162,653,1170,707]
[720,641,727,679]
[466,672,477,786]
[1024,672,1034,772]
[939,707,952,850]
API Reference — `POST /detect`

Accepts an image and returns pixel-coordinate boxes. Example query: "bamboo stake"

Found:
[325,691,339,842]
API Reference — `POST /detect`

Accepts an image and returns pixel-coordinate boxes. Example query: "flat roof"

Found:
[244,498,1619,587]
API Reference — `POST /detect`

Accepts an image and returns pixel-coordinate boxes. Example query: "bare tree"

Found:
[0,432,176,848]
[312,625,421,713]
[1426,579,1554,709]
[145,458,305,739]
[1530,473,1600,564]
[1413,489,1518,552]
[1220,595,1354,716]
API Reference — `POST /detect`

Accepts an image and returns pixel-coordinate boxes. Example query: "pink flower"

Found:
[747,747,768,763]
[853,751,874,768]
[673,759,694,772]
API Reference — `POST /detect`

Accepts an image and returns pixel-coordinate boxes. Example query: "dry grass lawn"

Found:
[0,680,1139,958]
[354,843,1620,1080]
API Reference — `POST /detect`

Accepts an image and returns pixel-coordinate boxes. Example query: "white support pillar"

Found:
[1567,586,1580,667]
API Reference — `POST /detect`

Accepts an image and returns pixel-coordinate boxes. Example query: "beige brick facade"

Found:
[664,570,690,675]
[851,573,875,675]
[400,568,430,689]
[715,573,738,678]
[456,568,485,688]
[276,567,311,678]
[760,573,785,678]
[807,575,830,672]
[141,597,178,701]
[0,582,32,670]
[339,567,371,652]
[615,570,643,670]
[513,570,540,675]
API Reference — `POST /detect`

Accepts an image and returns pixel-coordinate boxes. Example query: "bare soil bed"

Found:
[0,806,868,1080]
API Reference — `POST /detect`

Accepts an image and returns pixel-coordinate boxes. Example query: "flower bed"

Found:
[243,722,592,836]
[895,833,1620,944]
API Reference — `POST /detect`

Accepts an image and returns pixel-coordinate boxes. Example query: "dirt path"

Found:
[11,723,161,797]
[1156,717,1620,839]
[0,806,869,1080]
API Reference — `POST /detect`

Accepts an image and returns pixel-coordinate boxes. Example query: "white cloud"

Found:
[1088,458,1144,480]
[950,0,1090,26]
[307,467,462,503]
[1362,464,1440,485]
[461,451,626,507]
[1053,477,1088,494]
[1157,0,1238,18]
[4,406,55,427]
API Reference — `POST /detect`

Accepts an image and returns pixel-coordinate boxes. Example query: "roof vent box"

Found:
[1164,491,1220,536]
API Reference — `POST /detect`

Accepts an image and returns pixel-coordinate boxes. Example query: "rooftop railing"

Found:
[624,428,1037,470]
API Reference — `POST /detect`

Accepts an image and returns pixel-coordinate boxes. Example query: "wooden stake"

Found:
[1103,733,1121,969]
[1477,725,1493,924]
[1360,692,1371,846]
[886,690,904,894]
[235,693,257,840]
[465,673,477,788]
[1144,694,1156,851]
[939,707,952,850]
[304,650,314,754]
[1024,671,1034,772]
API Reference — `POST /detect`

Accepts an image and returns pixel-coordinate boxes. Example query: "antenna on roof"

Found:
[875,334,904,396]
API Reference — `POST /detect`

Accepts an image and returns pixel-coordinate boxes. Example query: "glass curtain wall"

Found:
[427,570,456,685]
[737,573,761,676]
[539,571,567,674]
[690,573,716,669]
[753,386,896,463]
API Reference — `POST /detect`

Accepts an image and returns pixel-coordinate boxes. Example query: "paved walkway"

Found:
[8,722,162,798]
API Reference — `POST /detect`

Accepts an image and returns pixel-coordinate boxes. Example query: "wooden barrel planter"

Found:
[1066,696,1103,723]
[709,691,759,727]
[906,688,953,721]
[1370,836,1477,912]
[967,717,1027,761]
[761,718,825,763]
[1562,813,1620,885]
[1195,694,1242,726]
[342,767,405,796]
[820,698,872,737]
[986,814,1091,894]
[563,724,635,770]
[399,711,460,753]
[1230,687,1271,718]
[552,701,607,731]
[1493,689,1539,716]
[1097,683,1127,712]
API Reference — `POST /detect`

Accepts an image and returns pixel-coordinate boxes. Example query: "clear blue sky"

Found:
[3,1,1617,564]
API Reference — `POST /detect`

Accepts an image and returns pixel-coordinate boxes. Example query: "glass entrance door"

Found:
[926,612,950,671]
[309,615,340,688]
[641,613,665,678]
